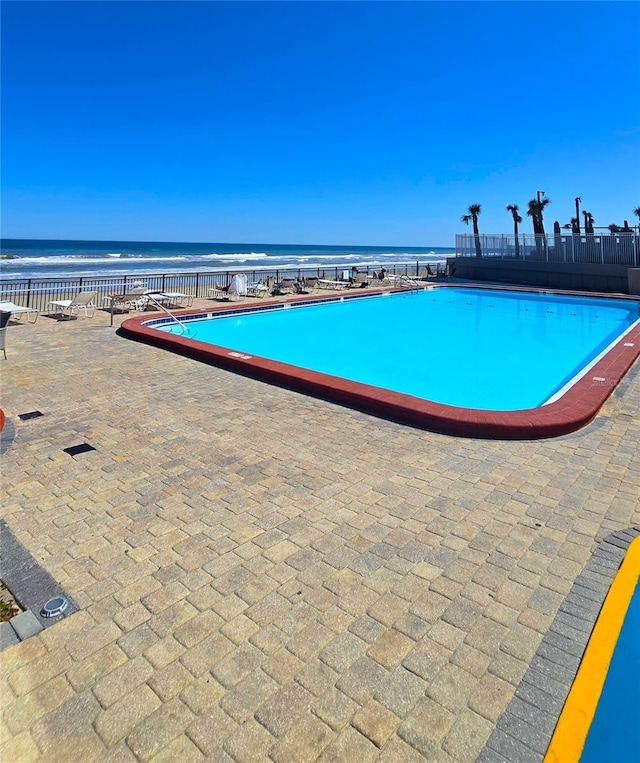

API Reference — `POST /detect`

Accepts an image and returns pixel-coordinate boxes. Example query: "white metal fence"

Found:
[455,233,640,266]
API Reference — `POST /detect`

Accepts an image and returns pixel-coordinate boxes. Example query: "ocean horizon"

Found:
[0,238,455,281]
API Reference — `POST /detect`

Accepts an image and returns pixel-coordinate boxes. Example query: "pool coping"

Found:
[119,285,640,440]
[476,526,640,763]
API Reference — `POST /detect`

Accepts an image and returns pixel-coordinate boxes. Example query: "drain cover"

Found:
[40,596,68,618]
[63,443,96,456]
[18,411,44,420]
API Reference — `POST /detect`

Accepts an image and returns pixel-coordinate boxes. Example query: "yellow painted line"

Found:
[544,536,640,763]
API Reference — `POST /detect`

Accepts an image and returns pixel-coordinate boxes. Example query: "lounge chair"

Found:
[130,291,175,311]
[0,300,39,323]
[317,279,349,290]
[208,284,230,300]
[48,291,97,319]
[272,277,299,295]
[1,309,10,357]
[208,274,248,301]
[102,288,147,313]
[154,292,194,308]
[246,280,269,298]
[350,273,369,288]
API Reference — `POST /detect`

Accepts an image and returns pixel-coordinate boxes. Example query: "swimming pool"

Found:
[580,575,640,762]
[121,285,640,439]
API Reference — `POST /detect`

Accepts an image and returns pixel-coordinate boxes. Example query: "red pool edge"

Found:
[120,288,640,440]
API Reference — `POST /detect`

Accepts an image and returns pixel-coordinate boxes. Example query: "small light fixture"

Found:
[40,596,69,618]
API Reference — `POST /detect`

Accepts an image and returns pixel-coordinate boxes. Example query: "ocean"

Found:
[0,239,454,281]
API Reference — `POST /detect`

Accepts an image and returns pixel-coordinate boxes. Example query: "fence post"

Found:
[26,279,32,307]
[195,272,199,298]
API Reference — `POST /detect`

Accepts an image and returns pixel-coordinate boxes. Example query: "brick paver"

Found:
[0,299,638,760]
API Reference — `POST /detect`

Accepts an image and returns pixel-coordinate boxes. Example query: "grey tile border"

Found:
[0,620,20,649]
[0,518,79,651]
[0,416,16,456]
[476,526,640,763]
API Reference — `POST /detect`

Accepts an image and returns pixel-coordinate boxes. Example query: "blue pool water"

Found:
[580,576,640,762]
[158,288,639,411]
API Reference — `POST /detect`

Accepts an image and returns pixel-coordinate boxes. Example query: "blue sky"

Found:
[2,1,639,246]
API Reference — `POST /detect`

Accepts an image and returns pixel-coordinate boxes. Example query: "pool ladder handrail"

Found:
[144,294,189,334]
[394,274,422,291]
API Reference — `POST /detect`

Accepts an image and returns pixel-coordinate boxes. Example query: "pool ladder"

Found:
[144,295,189,334]
[395,275,422,292]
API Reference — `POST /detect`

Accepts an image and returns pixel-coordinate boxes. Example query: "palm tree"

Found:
[633,206,640,231]
[574,197,582,235]
[506,204,522,258]
[583,211,595,234]
[527,197,550,256]
[581,211,595,258]
[461,204,482,257]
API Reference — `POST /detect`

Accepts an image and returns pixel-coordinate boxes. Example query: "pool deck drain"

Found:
[17,410,44,421]
[0,292,638,762]
[62,443,96,456]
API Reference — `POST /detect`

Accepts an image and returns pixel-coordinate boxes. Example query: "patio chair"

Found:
[0,300,39,323]
[417,265,436,279]
[437,264,456,279]
[48,291,97,319]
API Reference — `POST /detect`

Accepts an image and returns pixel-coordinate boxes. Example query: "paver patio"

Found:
[0,297,638,762]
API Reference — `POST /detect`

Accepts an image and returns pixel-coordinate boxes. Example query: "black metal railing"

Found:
[0,261,438,314]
